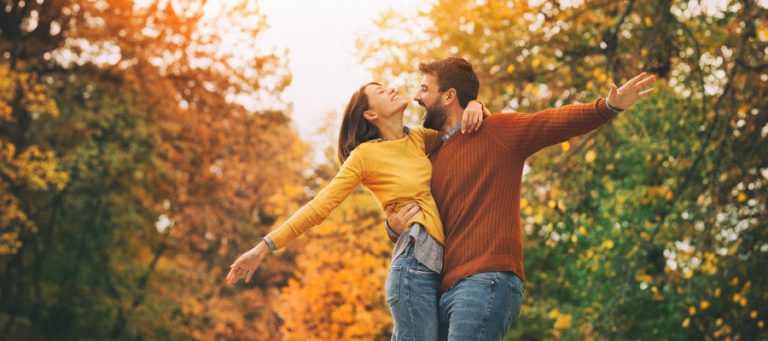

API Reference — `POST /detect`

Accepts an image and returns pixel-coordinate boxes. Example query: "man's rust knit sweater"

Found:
[430,98,617,292]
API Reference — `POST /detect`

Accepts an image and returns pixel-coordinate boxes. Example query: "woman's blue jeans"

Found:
[385,242,441,341]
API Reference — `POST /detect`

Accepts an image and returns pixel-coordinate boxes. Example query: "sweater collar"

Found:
[371,126,410,142]
[441,122,462,142]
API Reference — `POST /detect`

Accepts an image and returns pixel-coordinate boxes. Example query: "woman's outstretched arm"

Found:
[226,147,367,285]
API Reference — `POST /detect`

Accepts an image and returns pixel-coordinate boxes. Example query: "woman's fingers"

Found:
[226,266,238,285]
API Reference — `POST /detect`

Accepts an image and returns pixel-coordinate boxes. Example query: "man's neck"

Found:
[441,107,465,132]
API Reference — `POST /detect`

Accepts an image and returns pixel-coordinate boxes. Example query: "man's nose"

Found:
[388,87,396,94]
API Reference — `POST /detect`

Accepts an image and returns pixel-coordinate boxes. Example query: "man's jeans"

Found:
[439,272,524,341]
[386,243,441,341]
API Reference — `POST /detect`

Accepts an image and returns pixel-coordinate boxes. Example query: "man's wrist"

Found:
[385,220,400,239]
[605,98,625,113]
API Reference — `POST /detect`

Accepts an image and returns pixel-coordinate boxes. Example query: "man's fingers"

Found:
[397,202,417,214]
[639,87,654,96]
[385,204,395,215]
[634,75,656,90]
[246,270,254,283]
[625,72,647,86]
[404,206,421,220]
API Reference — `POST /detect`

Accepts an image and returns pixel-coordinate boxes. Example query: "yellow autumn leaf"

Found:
[593,68,602,78]
[561,141,570,152]
[506,64,515,73]
[554,314,573,329]
[751,311,758,319]
[700,300,710,310]
[635,273,652,284]
[759,27,768,42]
[689,306,696,315]
[681,317,690,328]
[645,16,652,25]
[737,193,747,202]
[578,226,587,235]
[585,150,597,162]
[601,239,614,250]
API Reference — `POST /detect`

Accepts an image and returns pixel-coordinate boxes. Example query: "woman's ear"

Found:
[362,110,378,122]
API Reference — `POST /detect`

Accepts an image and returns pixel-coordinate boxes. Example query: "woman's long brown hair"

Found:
[337,82,381,163]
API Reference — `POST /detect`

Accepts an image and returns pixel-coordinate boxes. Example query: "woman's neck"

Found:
[377,117,406,140]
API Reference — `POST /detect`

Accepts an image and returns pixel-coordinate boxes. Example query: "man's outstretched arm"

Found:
[491,72,656,158]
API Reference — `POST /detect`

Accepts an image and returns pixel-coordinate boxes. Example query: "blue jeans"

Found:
[386,243,441,341]
[438,272,524,341]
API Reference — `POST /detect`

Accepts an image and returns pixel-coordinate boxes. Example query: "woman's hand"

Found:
[225,241,270,286]
[385,202,421,235]
[461,100,485,134]
[606,72,657,110]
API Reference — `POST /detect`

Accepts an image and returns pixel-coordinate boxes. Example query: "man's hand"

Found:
[384,202,421,235]
[607,72,657,110]
[461,100,485,134]
[225,241,270,286]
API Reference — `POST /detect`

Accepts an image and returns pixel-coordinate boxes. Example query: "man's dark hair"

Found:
[418,57,479,108]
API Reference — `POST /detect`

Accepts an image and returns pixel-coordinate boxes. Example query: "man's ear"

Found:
[363,110,378,122]
[443,88,457,106]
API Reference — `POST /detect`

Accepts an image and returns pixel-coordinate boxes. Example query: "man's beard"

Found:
[423,101,448,130]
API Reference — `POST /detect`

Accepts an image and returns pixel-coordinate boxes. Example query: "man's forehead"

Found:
[421,74,438,87]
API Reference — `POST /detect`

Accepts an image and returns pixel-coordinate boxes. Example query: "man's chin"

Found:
[423,118,444,130]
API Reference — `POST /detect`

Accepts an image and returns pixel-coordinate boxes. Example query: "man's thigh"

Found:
[439,272,523,341]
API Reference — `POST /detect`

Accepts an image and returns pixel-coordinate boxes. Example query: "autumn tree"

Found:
[1,0,306,339]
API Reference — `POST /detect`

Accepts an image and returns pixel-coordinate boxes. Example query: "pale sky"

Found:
[256,0,425,159]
